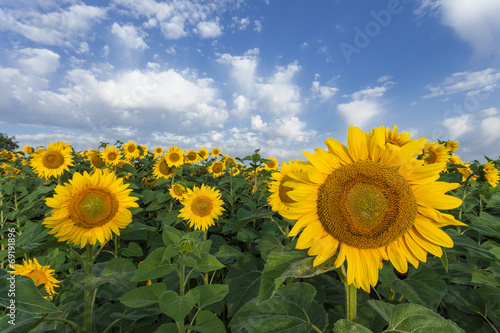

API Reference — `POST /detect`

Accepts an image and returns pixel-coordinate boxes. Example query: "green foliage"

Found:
[0,133,19,152]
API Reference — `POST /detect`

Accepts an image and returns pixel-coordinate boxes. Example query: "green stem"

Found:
[458,173,474,225]
[102,318,122,333]
[337,265,357,322]
[44,317,83,332]
[84,244,94,333]
[311,324,323,333]
[179,263,186,333]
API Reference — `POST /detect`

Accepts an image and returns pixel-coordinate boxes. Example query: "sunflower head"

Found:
[280,125,464,292]
[30,141,74,179]
[264,157,279,171]
[481,161,499,187]
[198,147,209,160]
[268,159,304,213]
[185,149,200,164]
[23,145,34,155]
[153,147,164,158]
[101,146,122,166]
[211,147,221,157]
[178,184,225,232]
[422,141,450,165]
[88,149,106,170]
[153,157,174,179]
[170,183,187,200]
[43,169,139,247]
[123,140,141,160]
[445,140,460,152]
[13,258,61,298]
[165,146,185,168]
[208,161,226,177]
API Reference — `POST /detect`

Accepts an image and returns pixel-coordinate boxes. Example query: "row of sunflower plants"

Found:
[0,125,499,333]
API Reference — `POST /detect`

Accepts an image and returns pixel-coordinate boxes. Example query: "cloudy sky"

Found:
[1,0,500,163]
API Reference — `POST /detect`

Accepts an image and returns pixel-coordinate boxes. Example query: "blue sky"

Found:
[1,0,500,163]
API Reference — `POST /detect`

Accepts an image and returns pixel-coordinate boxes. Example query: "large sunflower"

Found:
[30,141,74,179]
[281,125,464,292]
[178,184,225,232]
[44,169,139,248]
[101,146,122,166]
[165,146,185,168]
[13,258,61,298]
[185,149,201,164]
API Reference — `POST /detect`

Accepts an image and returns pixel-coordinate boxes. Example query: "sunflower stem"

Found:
[84,244,94,333]
[178,263,186,333]
[345,283,357,322]
[458,173,474,227]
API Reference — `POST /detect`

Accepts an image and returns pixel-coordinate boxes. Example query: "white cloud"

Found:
[195,20,222,39]
[442,114,474,138]
[480,107,500,117]
[311,80,338,101]
[416,0,500,57]
[111,23,148,50]
[17,48,60,76]
[254,20,262,32]
[479,116,500,145]
[250,115,316,143]
[218,48,259,92]
[424,68,500,98]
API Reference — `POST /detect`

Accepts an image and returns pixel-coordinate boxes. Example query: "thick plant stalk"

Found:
[337,264,357,322]
[84,244,94,333]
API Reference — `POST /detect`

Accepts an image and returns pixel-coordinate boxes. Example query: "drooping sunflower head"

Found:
[30,141,74,179]
[185,149,201,164]
[198,147,209,160]
[153,157,174,179]
[264,157,279,171]
[178,184,225,232]
[169,183,187,200]
[43,169,139,248]
[101,145,122,166]
[281,125,464,292]
[481,161,499,187]
[88,149,106,170]
[13,258,61,298]
[422,141,450,165]
[211,147,221,157]
[165,146,185,168]
[268,159,304,213]
[123,140,141,160]
[208,161,226,177]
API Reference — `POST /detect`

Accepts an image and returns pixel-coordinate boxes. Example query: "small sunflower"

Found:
[422,141,450,165]
[139,145,149,158]
[185,149,201,164]
[165,146,185,168]
[169,183,187,200]
[481,161,499,187]
[1,150,16,161]
[153,158,174,180]
[222,155,237,168]
[123,140,141,160]
[211,147,221,157]
[13,258,61,298]
[208,161,226,177]
[88,149,106,170]
[281,125,464,292]
[264,157,279,171]
[23,145,34,155]
[153,147,164,158]
[101,146,122,166]
[380,125,412,147]
[198,147,209,160]
[178,184,225,232]
[30,141,74,179]
[268,159,304,213]
[44,169,139,248]
[445,140,460,152]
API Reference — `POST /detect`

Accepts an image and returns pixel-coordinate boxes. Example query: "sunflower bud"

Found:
[178,238,195,255]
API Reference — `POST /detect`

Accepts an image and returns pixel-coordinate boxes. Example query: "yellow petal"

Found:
[347,125,369,161]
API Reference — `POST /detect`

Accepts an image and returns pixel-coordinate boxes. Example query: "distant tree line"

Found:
[0,133,19,151]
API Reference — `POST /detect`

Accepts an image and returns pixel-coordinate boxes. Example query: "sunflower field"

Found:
[1,125,500,333]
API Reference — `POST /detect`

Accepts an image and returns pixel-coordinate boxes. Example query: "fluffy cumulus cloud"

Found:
[111,23,149,50]
[442,114,474,138]
[479,116,500,146]
[416,0,500,57]
[194,20,223,38]
[17,48,60,76]
[424,68,500,98]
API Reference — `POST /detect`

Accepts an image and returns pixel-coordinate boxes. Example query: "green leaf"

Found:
[468,212,500,238]
[447,229,497,260]
[486,193,500,209]
[154,323,179,333]
[159,290,198,323]
[72,258,136,291]
[194,252,225,273]
[119,283,166,308]
[131,248,176,282]
[258,233,284,260]
[225,256,261,317]
[185,310,226,333]
[334,320,373,333]
[0,272,60,314]
[384,303,465,332]
[163,225,183,246]
[121,242,144,257]
[192,284,229,309]
[367,300,395,324]
[258,250,308,303]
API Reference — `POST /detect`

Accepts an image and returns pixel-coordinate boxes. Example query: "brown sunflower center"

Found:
[169,153,180,162]
[191,196,213,217]
[159,160,172,175]
[127,145,136,153]
[91,153,105,168]
[267,161,276,168]
[108,152,117,161]
[173,185,185,196]
[212,163,223,173]
[188,152,197,161]
[317,160,417,249]
[42,151,64,169]
[279,176,295,204]
[424,150,437,163]
[27,270,49,286]
[70,189,119,228]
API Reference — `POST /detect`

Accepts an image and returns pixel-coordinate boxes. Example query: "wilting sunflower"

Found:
[281,125,464,292]
[165,146,185,168]
[268,159,304,213]
[211,147,221,157]
[123,140,141,160]
[422,141,450,165]
[185,149,201,164]
[88,149,106,170]
[43,169,139,248]
[208,161,226,177]
[153,158,174,179]
[153,147,164,158]
[198,147,209,160]
[481,161,499,187]
[169,183,187,200]
[30,141,74,179]
[264,157,279,171]
[101,146,122,166]
[13,258,60,298]
[178,184,225,231]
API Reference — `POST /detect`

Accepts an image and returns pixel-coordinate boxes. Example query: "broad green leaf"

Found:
[119,283,166,308]
[72,258,136,291]
[0,317,46,333]
[155,323,179,333]
[192,284,229,309]
[367,300,395,324]
[257,250,308,303]
[334,320,373,333]
[163,225,183,246]
[131,247,176,282]
[0,273,60,314]
[258,233,284,260]
[215,245,243,265]
[185,310,226,333]
[468,212,500,238]
[486,193,500,209]
[159,290,198,323]
[447,229,497,260]
[225,256,261,317]
[194,252,225,273]
[384,303,465,332]
[121,241,144,257]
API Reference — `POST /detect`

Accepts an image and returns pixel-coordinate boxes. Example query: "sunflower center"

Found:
[191,196,213,217]
[279,176,295,204]
[42,151,64,169]
[317,160,418,249]
[173,185,185,196]
[26,270,49,286]
[108,152,117,161]
[70,189,119,228]
[170,153,180,162]
[159,160,172,175]
[268,161,276,168]
[127,145,136,153]
[424,151,437,163]
[213,163,223,173]
[188,152,197,161]
[91,154,105,168]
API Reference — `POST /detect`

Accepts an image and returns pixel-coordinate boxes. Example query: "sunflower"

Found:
[264,157,279,171]
[481,161,499,187]
[153,158,174,180]
[381,125,412,147]
[449,155,477,182]
[43,169,139,248]
[101,146,122,166]
[208,161,226,177]
[23,145,34,155]
[165,146,185,168]
[280,125,464,292]
[123,140,141,160]
[1,150,16,161]
[13,258,60,298]
[139,145,149,158]
[153,147,164,158]
[30,141,74,179]
[185,149,201,164]
[422,141,450,165]
[169,183,187,200]
[178,184,225,231]
[88,149,106,170]
[211,147,221,157]
[445,140,460,152]
[268,159,304,213]
[198,147,209,160]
